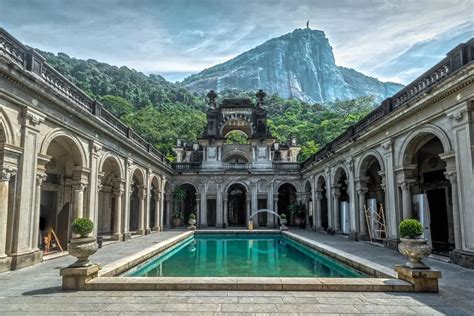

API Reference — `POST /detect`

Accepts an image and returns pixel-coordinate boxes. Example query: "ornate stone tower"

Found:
[173,90,301,169]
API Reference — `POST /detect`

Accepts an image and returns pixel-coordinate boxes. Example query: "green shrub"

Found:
[399,219,423,238]
[189,213,196,219]
[71,218,94,237]
[280,213,287,220]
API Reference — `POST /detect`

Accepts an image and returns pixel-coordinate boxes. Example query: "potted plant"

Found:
[279,213,288,230]
[67,218,98,268]
[172,185,186,227]
[188,213,197,230]
[172,210,183,227]
[398,219,431,269]
[288,202,306,227]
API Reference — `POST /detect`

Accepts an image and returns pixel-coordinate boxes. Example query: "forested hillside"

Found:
[39,51,375,161]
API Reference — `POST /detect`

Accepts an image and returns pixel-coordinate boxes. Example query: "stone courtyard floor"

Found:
[1,229,474,315]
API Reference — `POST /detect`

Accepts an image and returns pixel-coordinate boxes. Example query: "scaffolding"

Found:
[364,203,387,242]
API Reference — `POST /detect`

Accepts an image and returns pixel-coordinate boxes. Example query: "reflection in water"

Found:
[129,234,363,278]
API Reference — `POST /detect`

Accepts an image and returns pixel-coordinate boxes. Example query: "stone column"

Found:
[144,172,151,234]
[305,193,311,229]
[137,186,146,234]
[0,169,15,259]
[251,181,258,217]
[72,182,87,219]
[159,177,166,231]
[273,196,279,220]
[223,196,228,227]
[112,183,124,240]
[332,186,341,232]
[266,181,274,228]
[196,196,201,227]
[165,194,172,228]
[200,182,208,227]
[356,185,369,240]
[399,180,414,220]
[311,175,317,230]
[88,142,101,223]
[443,165,462,250]
[11,108,44,268]
[315,190,324,230]
[153,189,161,231]
[122,162,132,239]
[246,195,251,224]
[216,182,223,228]
[32,171,47,249]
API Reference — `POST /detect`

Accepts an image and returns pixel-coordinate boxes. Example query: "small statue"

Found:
[207,90,218,109]
[256,89,266,108]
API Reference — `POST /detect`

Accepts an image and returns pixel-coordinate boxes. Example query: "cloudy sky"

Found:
[0,0,473,83]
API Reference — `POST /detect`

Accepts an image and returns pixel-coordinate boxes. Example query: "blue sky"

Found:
[0,0,473,83]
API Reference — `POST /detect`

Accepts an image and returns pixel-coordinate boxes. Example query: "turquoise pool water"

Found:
[124,233,364,278]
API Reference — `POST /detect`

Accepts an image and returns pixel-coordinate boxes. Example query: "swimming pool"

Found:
[124,233,365,278]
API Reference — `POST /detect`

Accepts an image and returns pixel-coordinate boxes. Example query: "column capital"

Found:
[444,170,457,184]
[398,179,415,190]
[315,190,324,200]
[331,186,341,198]
[72,181,87,192]
[356,186,369,196]
[113,187,124,197]
[137,186,147,199]
[36,172,47,186]
[1,168,16,182]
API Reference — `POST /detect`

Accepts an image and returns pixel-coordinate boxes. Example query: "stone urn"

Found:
[188,217,197,230]
[67,237,98,268]
[280,218,288,230]
[398,238,432,269]
[294,217,304,227]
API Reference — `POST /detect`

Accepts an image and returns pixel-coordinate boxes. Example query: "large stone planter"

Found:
[67,237,98,268]
[172,218,182,227]
[398,238,432,269]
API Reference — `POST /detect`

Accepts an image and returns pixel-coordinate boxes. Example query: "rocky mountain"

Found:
[182,28,403,103]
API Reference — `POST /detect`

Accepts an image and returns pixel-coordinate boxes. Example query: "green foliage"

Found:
[71,218,94,237]
[100,95,134,117]
[399,219,424,238]
[225,130,249,144]
[172,210,184,219]
[279,213,287,220]
[189,213,196,219]
[288,202,306,218]
[40,52,376,160]
[173,185,187,202]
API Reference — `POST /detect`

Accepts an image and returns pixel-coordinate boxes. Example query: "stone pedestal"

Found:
[123,232,132,241]
[395,265,441,293]
[60,264,100,290]
[111,233,123,241]
[384,238,399,250]
[450,250,474,269]
[348,232,358,241]
[0,256,12,273]
[357,233,369,241]
[9,249,43,270]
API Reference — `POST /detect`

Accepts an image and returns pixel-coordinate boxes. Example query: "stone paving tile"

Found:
[1,229,474,315]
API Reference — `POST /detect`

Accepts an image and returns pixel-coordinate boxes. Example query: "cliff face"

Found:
[182,29,403,103]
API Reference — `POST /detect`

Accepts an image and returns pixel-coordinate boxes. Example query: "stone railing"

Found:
[222,162,251,170]
[173,163,201,171]
[272,162,301,171]
[0,28,168,166]
[302,37,474,170]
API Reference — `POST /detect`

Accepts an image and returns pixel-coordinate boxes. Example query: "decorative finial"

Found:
[207,90,218,109]
[256,89,266,108]
[306,20,310,29]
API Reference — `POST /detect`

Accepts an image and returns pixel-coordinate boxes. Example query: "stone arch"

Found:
[223,149,251,163]
[174,181,200,194]
[130,166,146,185]
[398,124,452,167]
[224,180,249,193]
[0,109,15,146]
[97,154,124,236]
[356,149,385,179]
[226,182,248,226]
[40,128,88,168]
[220,115,254,137]
[333,164,350,185]
[129,166,146,233]
[275,181,298,195]
[315,173,329,230]
[98,152,124,180]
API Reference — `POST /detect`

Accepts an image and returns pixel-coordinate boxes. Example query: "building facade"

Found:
[0,28,473,272]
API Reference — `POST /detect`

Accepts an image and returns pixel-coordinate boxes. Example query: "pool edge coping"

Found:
[89,229,413,292]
